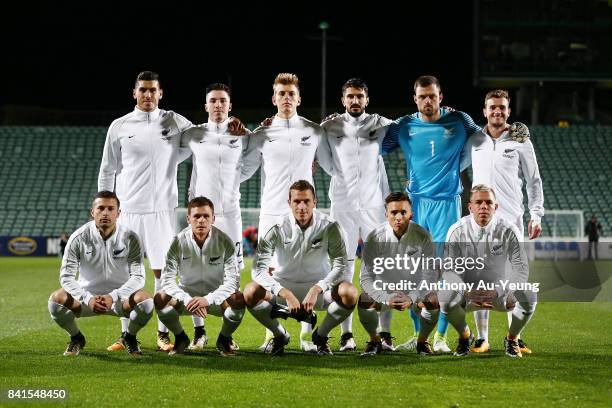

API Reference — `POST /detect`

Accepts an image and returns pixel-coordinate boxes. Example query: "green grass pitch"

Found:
[0,257,610,407]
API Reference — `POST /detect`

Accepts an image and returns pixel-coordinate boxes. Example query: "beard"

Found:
[347,107,364,117]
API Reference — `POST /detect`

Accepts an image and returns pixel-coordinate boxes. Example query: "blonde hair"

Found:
[273,73,300,92]
[470,184,497,199]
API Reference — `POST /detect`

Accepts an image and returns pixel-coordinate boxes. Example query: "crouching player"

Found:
[439,185,537,357]
[358,192,441,356]
[48,191,153,356]
[244,180,358,356]
[155,196,245,356]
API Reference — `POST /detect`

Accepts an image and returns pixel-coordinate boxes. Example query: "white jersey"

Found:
[444,214,529,295]
[241,114,323,216]
[60,221,145,306]
[462,128,544,227]
[253,210,347,295]
[319,112,392,210]
[360,221,435,305]
[161,225,239,306]
[98,107,192,213]
[182,118,249,216]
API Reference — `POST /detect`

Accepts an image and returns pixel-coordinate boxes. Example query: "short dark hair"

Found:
[414,75,441,93]
[206,83,231,99]
[342,78,368,95]
[188,196,215,215]
[288,180,316,200]
[135,71,160,87]
[93,191,120,207]
[384,192,411,208]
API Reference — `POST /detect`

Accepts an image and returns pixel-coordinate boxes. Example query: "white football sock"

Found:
[358,306,379,337]
[48,301,79,336]
[155,278,169,333]
[248,301,285,337]
[157,305,184,335]
[127,299,154,335]
[474,310,489,341]
[220,307,245,337]
[377,309,392,333]
[318,301,352,337]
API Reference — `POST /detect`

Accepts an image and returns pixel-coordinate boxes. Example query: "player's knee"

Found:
[243,282,264,307]
[335,281,357,308]
[228,291,246,309]
[131,290,152,306]
[422,293,439,310]
[153,291,169,310]
[49,289,70,306]
[358,292,376,310]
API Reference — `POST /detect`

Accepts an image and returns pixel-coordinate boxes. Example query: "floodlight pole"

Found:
[320,21,329,121]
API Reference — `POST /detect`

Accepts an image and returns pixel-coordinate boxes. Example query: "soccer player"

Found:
[180,83,249,350]
[241,73,324,352]
[383,75,529,352]
[439,185,536,358]
[98,71,245,352]
[462,89,543,353]
[48,191,153,356]
[317,78,395,351]
[154,196,244,356]
[243,180,358,356]
[358,192,440,356]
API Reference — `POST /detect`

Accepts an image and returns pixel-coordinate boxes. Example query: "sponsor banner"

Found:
[0,236,47,256]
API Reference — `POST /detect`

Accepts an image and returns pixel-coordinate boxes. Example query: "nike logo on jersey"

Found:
[474,148,483,151]
[301,136,311,142]
[409,131,417,137]
[504,149,515,153]
[229,139,238,144]
[182,256,191,260]
[209,256,221,263]
[127,135,135,138]
[113,248,125,256]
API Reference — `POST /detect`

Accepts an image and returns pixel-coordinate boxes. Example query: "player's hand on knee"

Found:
[302,285,322,313]
[509,121,530,143]
[279,289,301,314]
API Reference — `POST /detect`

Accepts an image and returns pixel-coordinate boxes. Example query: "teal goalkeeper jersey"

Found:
[382,109,480,199]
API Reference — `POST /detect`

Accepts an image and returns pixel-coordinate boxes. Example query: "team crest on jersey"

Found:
[228,138,240,148]
[301,135,312,146]
[443,127,455,139]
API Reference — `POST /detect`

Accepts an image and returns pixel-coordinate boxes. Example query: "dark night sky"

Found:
[2,2,478,120]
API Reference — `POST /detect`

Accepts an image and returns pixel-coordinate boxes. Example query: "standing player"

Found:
[180,83,249,350]
[383,75,529,352]
[317,78,394,351]
[241,73,324,352]
[440,185,537,358]
[155,196,244,356]
[462,89,543,353]
[98,71,192,352]
[48,191,153,356]
[243,181,358,356]
[358,192,440,356]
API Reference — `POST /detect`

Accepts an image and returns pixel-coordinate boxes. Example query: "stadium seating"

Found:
[0,125,610,237]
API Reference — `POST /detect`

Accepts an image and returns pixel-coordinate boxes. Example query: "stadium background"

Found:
[0,1,610,407]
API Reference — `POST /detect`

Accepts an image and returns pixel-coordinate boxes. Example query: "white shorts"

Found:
[118,210,175,270]
[258,213,288,241]
[214,210,244,270]
[331,207,385,261]
[270,279,334,311]
[258,213,288,271]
